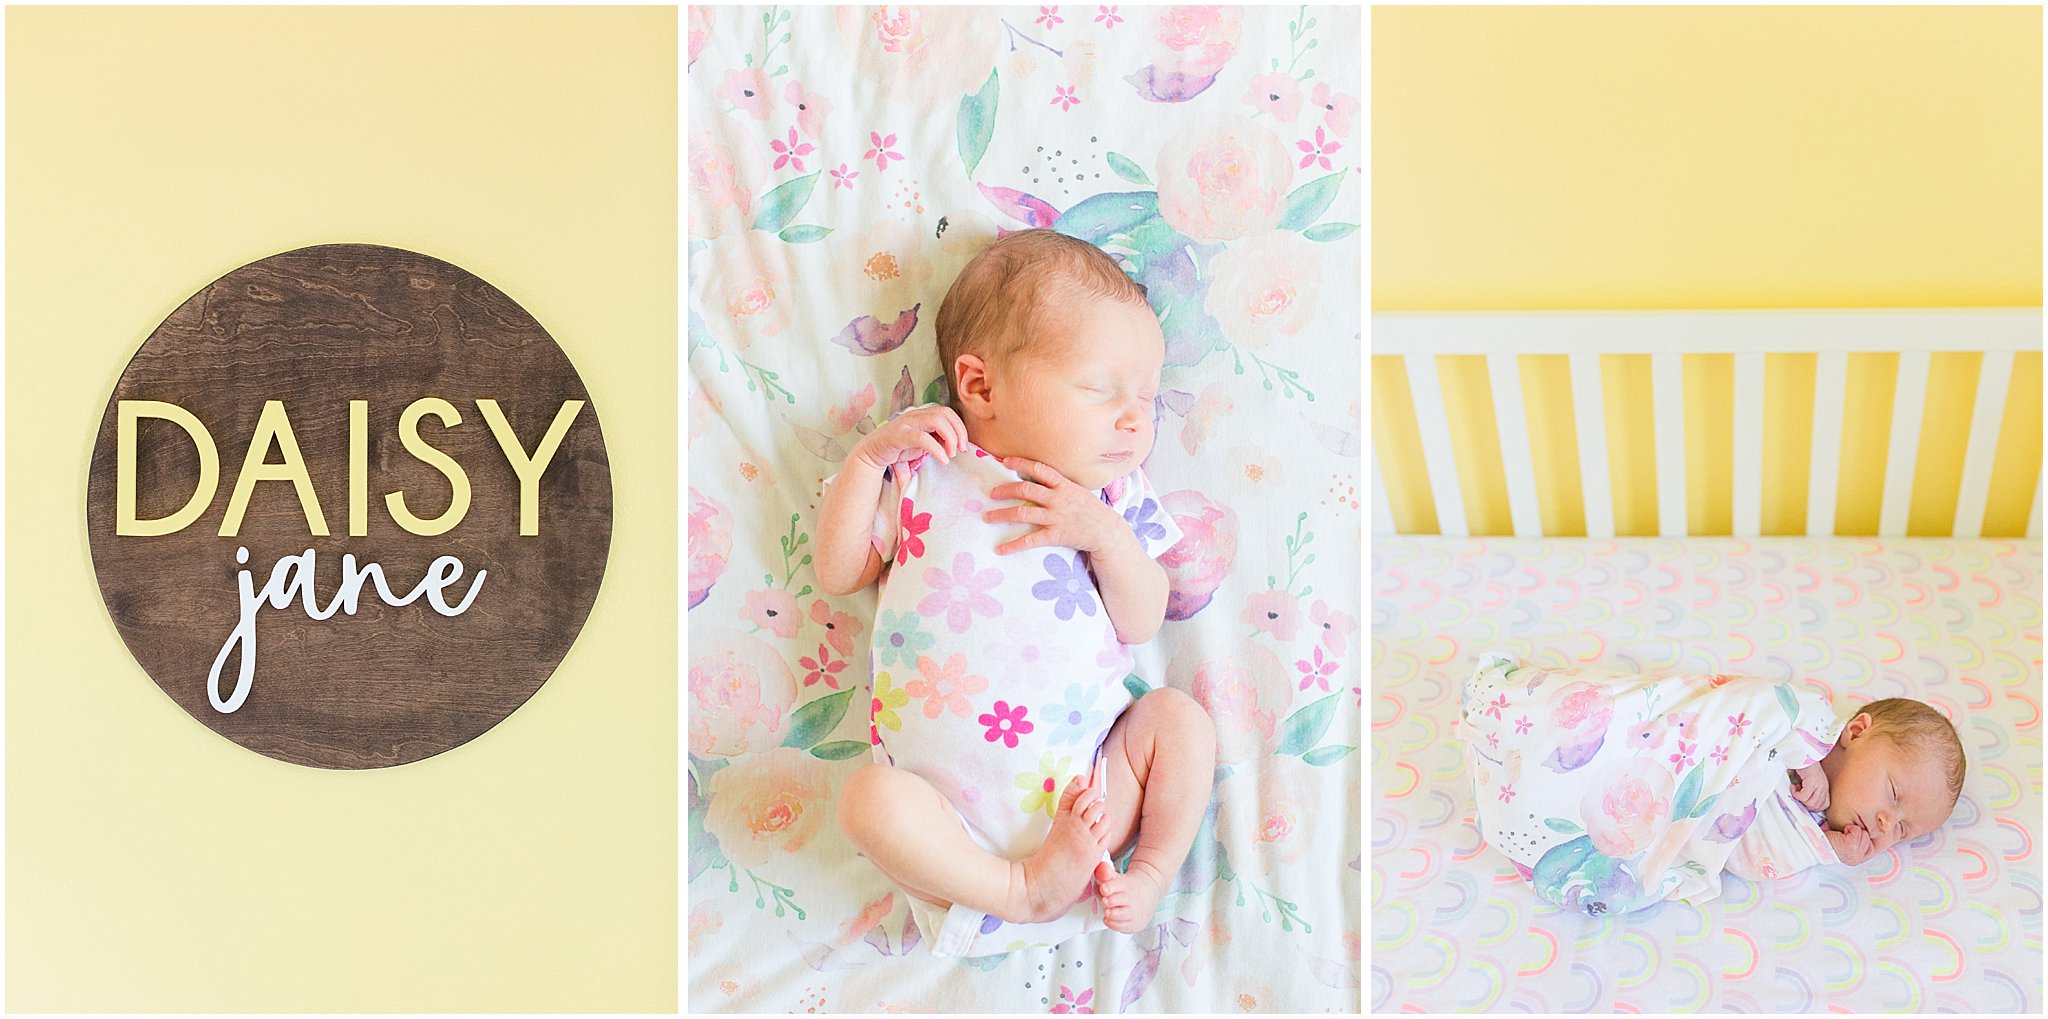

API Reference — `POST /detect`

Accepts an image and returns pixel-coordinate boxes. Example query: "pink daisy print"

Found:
[865,131,903,172]
[1513,715,1532,736]
[1727,711,1750,738]
[1053,984,1096,1013]
[1710,744,1729,765]
[830,163,860,191]
[1669,739,1696,773]
[1296,125,1340,171]
[1498,784,1516,805]
[1094,6,1123,30]
[1037,6,1064,30]
[978,700,1034,749]
[1051,85,1080,112]
[770,127,813,172]
[1485,693,1508,719]
[896,496,931,565]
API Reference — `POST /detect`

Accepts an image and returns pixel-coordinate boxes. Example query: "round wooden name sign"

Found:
[86,244,612,768]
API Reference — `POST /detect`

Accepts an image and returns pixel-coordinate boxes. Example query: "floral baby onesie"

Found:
[823,415,1184,956]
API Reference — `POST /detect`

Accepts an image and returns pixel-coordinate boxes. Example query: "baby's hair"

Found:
[932,228,1149,413]
[1858,697,1967,811]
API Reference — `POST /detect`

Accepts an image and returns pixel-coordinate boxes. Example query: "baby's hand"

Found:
[1827,821,1876,866]
[984,457,1128,556]
[1790,762,1830,812]
[853,405,968,472]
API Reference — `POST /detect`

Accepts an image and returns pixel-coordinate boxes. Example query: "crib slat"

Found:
[1808,351,1850,536]
[1570,354,1614,539]
[1371,447,1396,536]
[1406,354,1467,537]
[1488,354,1543,536]
[1880,350,1930,537]
[1952,350,2013,539]
[1652,352,1687,536]
[1733,352,1765,537]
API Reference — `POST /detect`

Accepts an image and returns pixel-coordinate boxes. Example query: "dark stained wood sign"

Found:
[86,244,612,768]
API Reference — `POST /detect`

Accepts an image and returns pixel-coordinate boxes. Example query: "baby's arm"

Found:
[1090,531,1168,646]
[815,404,968,596]
[815,460,887,596]
[1824,821,1878,866]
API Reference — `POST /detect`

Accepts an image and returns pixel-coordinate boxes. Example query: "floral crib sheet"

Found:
[1372,537,2044,1012]
[688,5,1362,1012]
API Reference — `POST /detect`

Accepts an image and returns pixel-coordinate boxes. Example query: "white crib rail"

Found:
[1372,308,2043,539]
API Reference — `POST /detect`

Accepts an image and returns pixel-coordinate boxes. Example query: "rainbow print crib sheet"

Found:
[1372,537,2041,1012]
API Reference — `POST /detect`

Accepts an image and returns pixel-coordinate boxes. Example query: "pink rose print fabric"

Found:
[1463,654,1844,916]
[818,405,1186,956]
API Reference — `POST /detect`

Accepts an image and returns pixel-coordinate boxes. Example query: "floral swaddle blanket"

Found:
[1462,654,1846,916]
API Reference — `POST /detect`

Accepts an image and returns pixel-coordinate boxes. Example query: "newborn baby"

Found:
[1464,655,1964,915]
[815,228,1216,956]
[1785,697,1965,867]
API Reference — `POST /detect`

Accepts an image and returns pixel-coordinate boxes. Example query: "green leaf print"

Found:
[1543,817,1584,834]
[1106,151,1153,186]
[1689,792,1721,820]
[752,171,821,234]
[781,688,857,751]
[1276,170,1347,231]
[776,224,832,244]
[958,69,999,176]
[809,740,870,761]
[1303,744,1356,766]
[1303,222,1359,242]
[1775,683,1800,727]
[1671,764,1704,821]
[1275,693,1339,757]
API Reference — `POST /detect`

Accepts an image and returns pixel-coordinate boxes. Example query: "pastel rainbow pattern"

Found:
[1371,538,2042,1012]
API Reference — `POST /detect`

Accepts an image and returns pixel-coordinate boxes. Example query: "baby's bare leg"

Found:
[836,761,1108,924]
[1093,688,1218,933]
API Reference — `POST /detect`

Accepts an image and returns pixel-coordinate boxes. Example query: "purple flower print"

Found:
[1123,497,1168,548]
[1032,553,1100,620]
[978,700,1034,749]
[919,551,1005,633]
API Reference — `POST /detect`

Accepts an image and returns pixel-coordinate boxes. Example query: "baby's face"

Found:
[981,294,1164,490]
[1821,718,1952,853]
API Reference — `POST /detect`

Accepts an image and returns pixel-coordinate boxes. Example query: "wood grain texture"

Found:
[86,244,612,768]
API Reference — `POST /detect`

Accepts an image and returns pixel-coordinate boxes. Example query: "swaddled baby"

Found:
[1463,654,1963,916]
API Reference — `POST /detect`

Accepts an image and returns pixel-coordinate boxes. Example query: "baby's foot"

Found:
[1095,859,1168,934]
[1016,775,1108,923]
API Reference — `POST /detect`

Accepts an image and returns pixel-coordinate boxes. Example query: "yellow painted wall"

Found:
[6,7,677,1010]
[1372,6,2041,535]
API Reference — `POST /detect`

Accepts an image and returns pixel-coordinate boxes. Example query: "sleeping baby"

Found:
[1463,653,1964,916]
[814,228,1216,956]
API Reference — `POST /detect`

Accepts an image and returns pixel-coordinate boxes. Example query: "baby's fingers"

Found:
[1059,775,1088,812]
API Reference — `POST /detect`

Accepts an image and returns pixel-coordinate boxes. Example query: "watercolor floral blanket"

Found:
[687,4,1361,1013]
[1462,655,1845,917]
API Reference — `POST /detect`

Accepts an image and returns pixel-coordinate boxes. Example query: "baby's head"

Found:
[1820,697,1965,851]
[934,228,1164,491]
